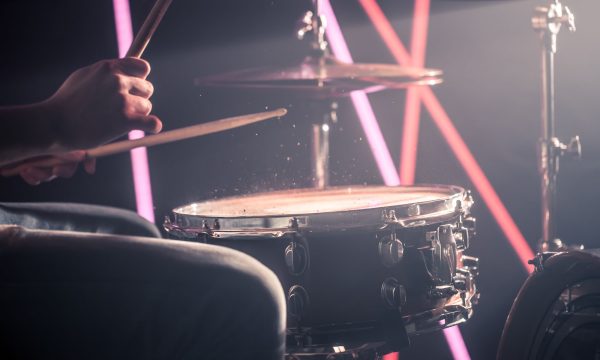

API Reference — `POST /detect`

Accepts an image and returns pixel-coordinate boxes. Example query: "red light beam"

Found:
[400,0,430,185]
[358,0,535,271]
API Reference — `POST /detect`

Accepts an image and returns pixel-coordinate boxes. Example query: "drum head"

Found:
[172,185,469,233]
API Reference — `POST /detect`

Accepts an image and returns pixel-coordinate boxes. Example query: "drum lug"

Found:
[425,225,457,285]
[453,215,475,250]
[285,217,309,275]
[288,285,310,321]
[378,232,404,268]
[285,241,309,275]
[380,277,407,310]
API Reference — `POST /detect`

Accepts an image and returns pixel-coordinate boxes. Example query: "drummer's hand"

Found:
[45,57,162,151]
[0,151,96,186]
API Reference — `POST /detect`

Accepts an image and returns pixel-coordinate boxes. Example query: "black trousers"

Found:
[0,203,286,360]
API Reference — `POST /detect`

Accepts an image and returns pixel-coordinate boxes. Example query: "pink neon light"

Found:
[112,0,134,58]
[112,0,156,222]
[358,0,534,272]
[443,326,471,360]
[399,0,430,185]
[321,0,400,186]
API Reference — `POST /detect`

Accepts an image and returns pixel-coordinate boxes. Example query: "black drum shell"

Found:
[168,214,470,347]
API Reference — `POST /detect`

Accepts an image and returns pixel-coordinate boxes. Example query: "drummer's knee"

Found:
[225,250,286,329]
[203,248,286,357]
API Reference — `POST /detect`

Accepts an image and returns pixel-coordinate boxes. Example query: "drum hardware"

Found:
[455,215,475,251]
[381,209,398,225]
[425,225,457,285]
[286,241,310,276]
[380,277,407,310]
[289,285,311,321]
[285,218,310,276]
[453,272,469,292]
[532,0,581,252]
[428,285,459,300]
[527,251,559,273]
[201,220,211,232]
[402,305,470,335]
[377,232,404,268]
[407,204,420,217]
[460,255,480,277]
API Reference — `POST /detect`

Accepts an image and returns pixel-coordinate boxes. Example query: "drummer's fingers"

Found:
[52,163,79,179]
[116,57,151,79]
[124,95,153,116]
[127,114,163,134]
[20,167,55,186]
[127,77,154,99]
[83,158,96,175]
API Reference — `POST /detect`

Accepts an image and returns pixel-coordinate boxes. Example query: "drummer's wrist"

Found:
[0,102,66,166]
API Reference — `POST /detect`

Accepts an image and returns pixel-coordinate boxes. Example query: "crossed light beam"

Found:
[357,0,535,272]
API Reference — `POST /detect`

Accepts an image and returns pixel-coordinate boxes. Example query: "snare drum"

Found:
[165,185,479,357]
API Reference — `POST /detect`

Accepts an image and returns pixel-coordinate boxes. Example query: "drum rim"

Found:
[168,185,470,235]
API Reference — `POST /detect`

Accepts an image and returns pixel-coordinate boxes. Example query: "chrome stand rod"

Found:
[311,102,337,189]
[532,0,577,251]
[538,17,558,250]
[311,122,330,189]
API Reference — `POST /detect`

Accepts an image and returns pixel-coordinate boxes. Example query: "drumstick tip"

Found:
[275,108,288,117]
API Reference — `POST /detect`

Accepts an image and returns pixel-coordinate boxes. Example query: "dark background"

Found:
[1,0,599,359]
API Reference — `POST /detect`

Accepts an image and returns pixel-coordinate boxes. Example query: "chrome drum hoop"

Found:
[167,185,473,238]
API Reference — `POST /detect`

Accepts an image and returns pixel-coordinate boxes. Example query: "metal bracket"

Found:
[527,251,559,272]
[425,225,457,285]
[532,1,575,53]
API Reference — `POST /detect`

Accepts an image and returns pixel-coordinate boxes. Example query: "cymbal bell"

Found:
[195,55,442,98]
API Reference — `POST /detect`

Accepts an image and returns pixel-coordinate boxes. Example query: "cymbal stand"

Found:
[297,4,338,188]
[531,0,580,252]
[310,103,338,189]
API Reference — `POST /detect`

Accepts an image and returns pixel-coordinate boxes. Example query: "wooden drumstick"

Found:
[86,108,287,158]
[126,0,173,58]
[1,108,287,176]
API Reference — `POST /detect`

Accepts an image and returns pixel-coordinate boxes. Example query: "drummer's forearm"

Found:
[0,102,64,166]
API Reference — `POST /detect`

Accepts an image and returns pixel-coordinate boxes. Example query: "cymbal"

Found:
[195,56,442,98]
